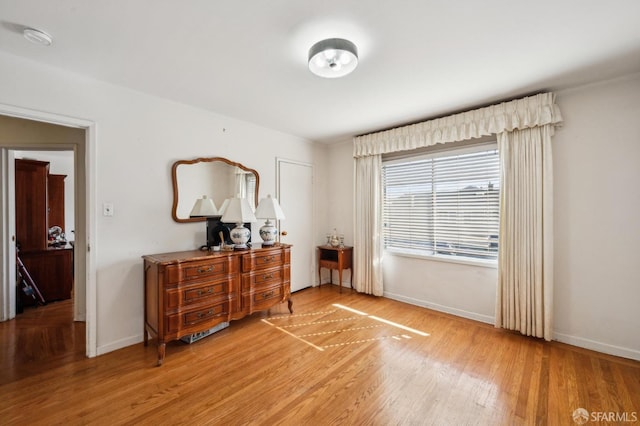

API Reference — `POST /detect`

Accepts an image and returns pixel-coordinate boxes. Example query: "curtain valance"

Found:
[353,93,562,158]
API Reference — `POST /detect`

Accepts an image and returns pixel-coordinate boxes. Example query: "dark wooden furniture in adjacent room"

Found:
[143,244,292,366]
[15,159,73,307]
[317,245,353,293]
[20,248,73,302]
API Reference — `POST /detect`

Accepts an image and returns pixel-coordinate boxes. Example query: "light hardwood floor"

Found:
[1,286,638,425]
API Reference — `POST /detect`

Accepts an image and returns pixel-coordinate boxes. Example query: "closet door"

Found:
[277,159,314,292]
[15,159,49,251]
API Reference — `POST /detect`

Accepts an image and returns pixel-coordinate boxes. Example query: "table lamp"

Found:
[254,194,285,246]
[220,196,256,249]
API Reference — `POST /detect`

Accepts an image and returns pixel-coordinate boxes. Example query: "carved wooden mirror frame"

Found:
[171,156,260,223]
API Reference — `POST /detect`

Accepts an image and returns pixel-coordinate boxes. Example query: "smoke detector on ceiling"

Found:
[23,28,53,46]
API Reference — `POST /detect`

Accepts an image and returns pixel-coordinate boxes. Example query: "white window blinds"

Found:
[382,145,500,261]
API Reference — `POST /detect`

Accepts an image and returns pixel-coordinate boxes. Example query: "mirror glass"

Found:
[172,157,259,223]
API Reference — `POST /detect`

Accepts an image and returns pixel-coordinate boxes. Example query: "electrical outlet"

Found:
[103,203,114,217]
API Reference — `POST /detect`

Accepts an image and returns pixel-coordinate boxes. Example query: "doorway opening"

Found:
[14,150,74,313]
[0,107,96,358]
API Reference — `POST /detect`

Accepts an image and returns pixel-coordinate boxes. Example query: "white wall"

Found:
[552,73,640,359]
[0,51,329,355]
[326,73,640,360]
[322,140,355,286]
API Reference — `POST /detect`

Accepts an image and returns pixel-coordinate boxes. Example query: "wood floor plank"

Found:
[1,287,639,425]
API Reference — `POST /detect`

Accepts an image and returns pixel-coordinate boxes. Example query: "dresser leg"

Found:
[287,297,294,314]
[157,343,166,366]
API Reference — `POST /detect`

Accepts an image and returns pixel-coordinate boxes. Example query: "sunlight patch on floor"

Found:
[333,304,430,336]
[262,303,428,351]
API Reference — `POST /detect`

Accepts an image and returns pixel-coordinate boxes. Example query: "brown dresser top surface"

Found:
[143,244,291,265]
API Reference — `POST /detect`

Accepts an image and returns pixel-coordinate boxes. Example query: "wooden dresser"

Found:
[143,244,292,365]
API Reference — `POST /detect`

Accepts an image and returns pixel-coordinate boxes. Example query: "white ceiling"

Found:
[1,1,639,143]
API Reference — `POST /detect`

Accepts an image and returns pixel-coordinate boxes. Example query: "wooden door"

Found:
[15,159,49,251]
[277,159,314,292]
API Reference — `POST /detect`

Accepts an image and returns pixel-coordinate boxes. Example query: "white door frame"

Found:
[0,149,16,320]
[0,104,97,358]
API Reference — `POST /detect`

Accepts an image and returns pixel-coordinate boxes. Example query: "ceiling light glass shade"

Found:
[308,38,358,78]
[23,28,53,46]
[255,194,286,246]
[221,196,257,249]
[189,195,218,217]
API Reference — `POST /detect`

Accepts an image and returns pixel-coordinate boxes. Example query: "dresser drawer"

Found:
[247,284,283,311]
[165,257,232,284]
[241,250,285,272]
[165,301,229,334]
[319,259,338,269]
[165,280,228,310]
[242,268,283,292]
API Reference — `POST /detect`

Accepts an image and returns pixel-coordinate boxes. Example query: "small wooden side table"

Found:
[317,245,353,293]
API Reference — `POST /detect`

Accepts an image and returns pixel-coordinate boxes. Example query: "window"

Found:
[382,144,500,262]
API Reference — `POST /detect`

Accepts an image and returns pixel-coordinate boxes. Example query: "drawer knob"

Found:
[197,287,215,297]
[198,266,214,274]
[263,273,274,280]
[263,256,275,263]
[262,290,275,299]
[197,309,214,318]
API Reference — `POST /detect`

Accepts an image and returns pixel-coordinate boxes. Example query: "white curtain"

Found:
[353,155,384,295]
[496,125,554,340]
[353,93,562,303]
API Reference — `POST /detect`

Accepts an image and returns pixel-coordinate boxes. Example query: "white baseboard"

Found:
[383,291,640,362]
[553,332,640,361]
[383,291,495,325]
[97,334,142,356]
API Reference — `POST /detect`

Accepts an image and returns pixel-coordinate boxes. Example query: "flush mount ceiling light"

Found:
[23,28,53,46]
[308,38,358,78]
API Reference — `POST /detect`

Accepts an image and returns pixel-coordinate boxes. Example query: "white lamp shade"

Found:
[190,195,218,217]
[217,198,230,216]
[221,197,257,224]
[255,194,286,220]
